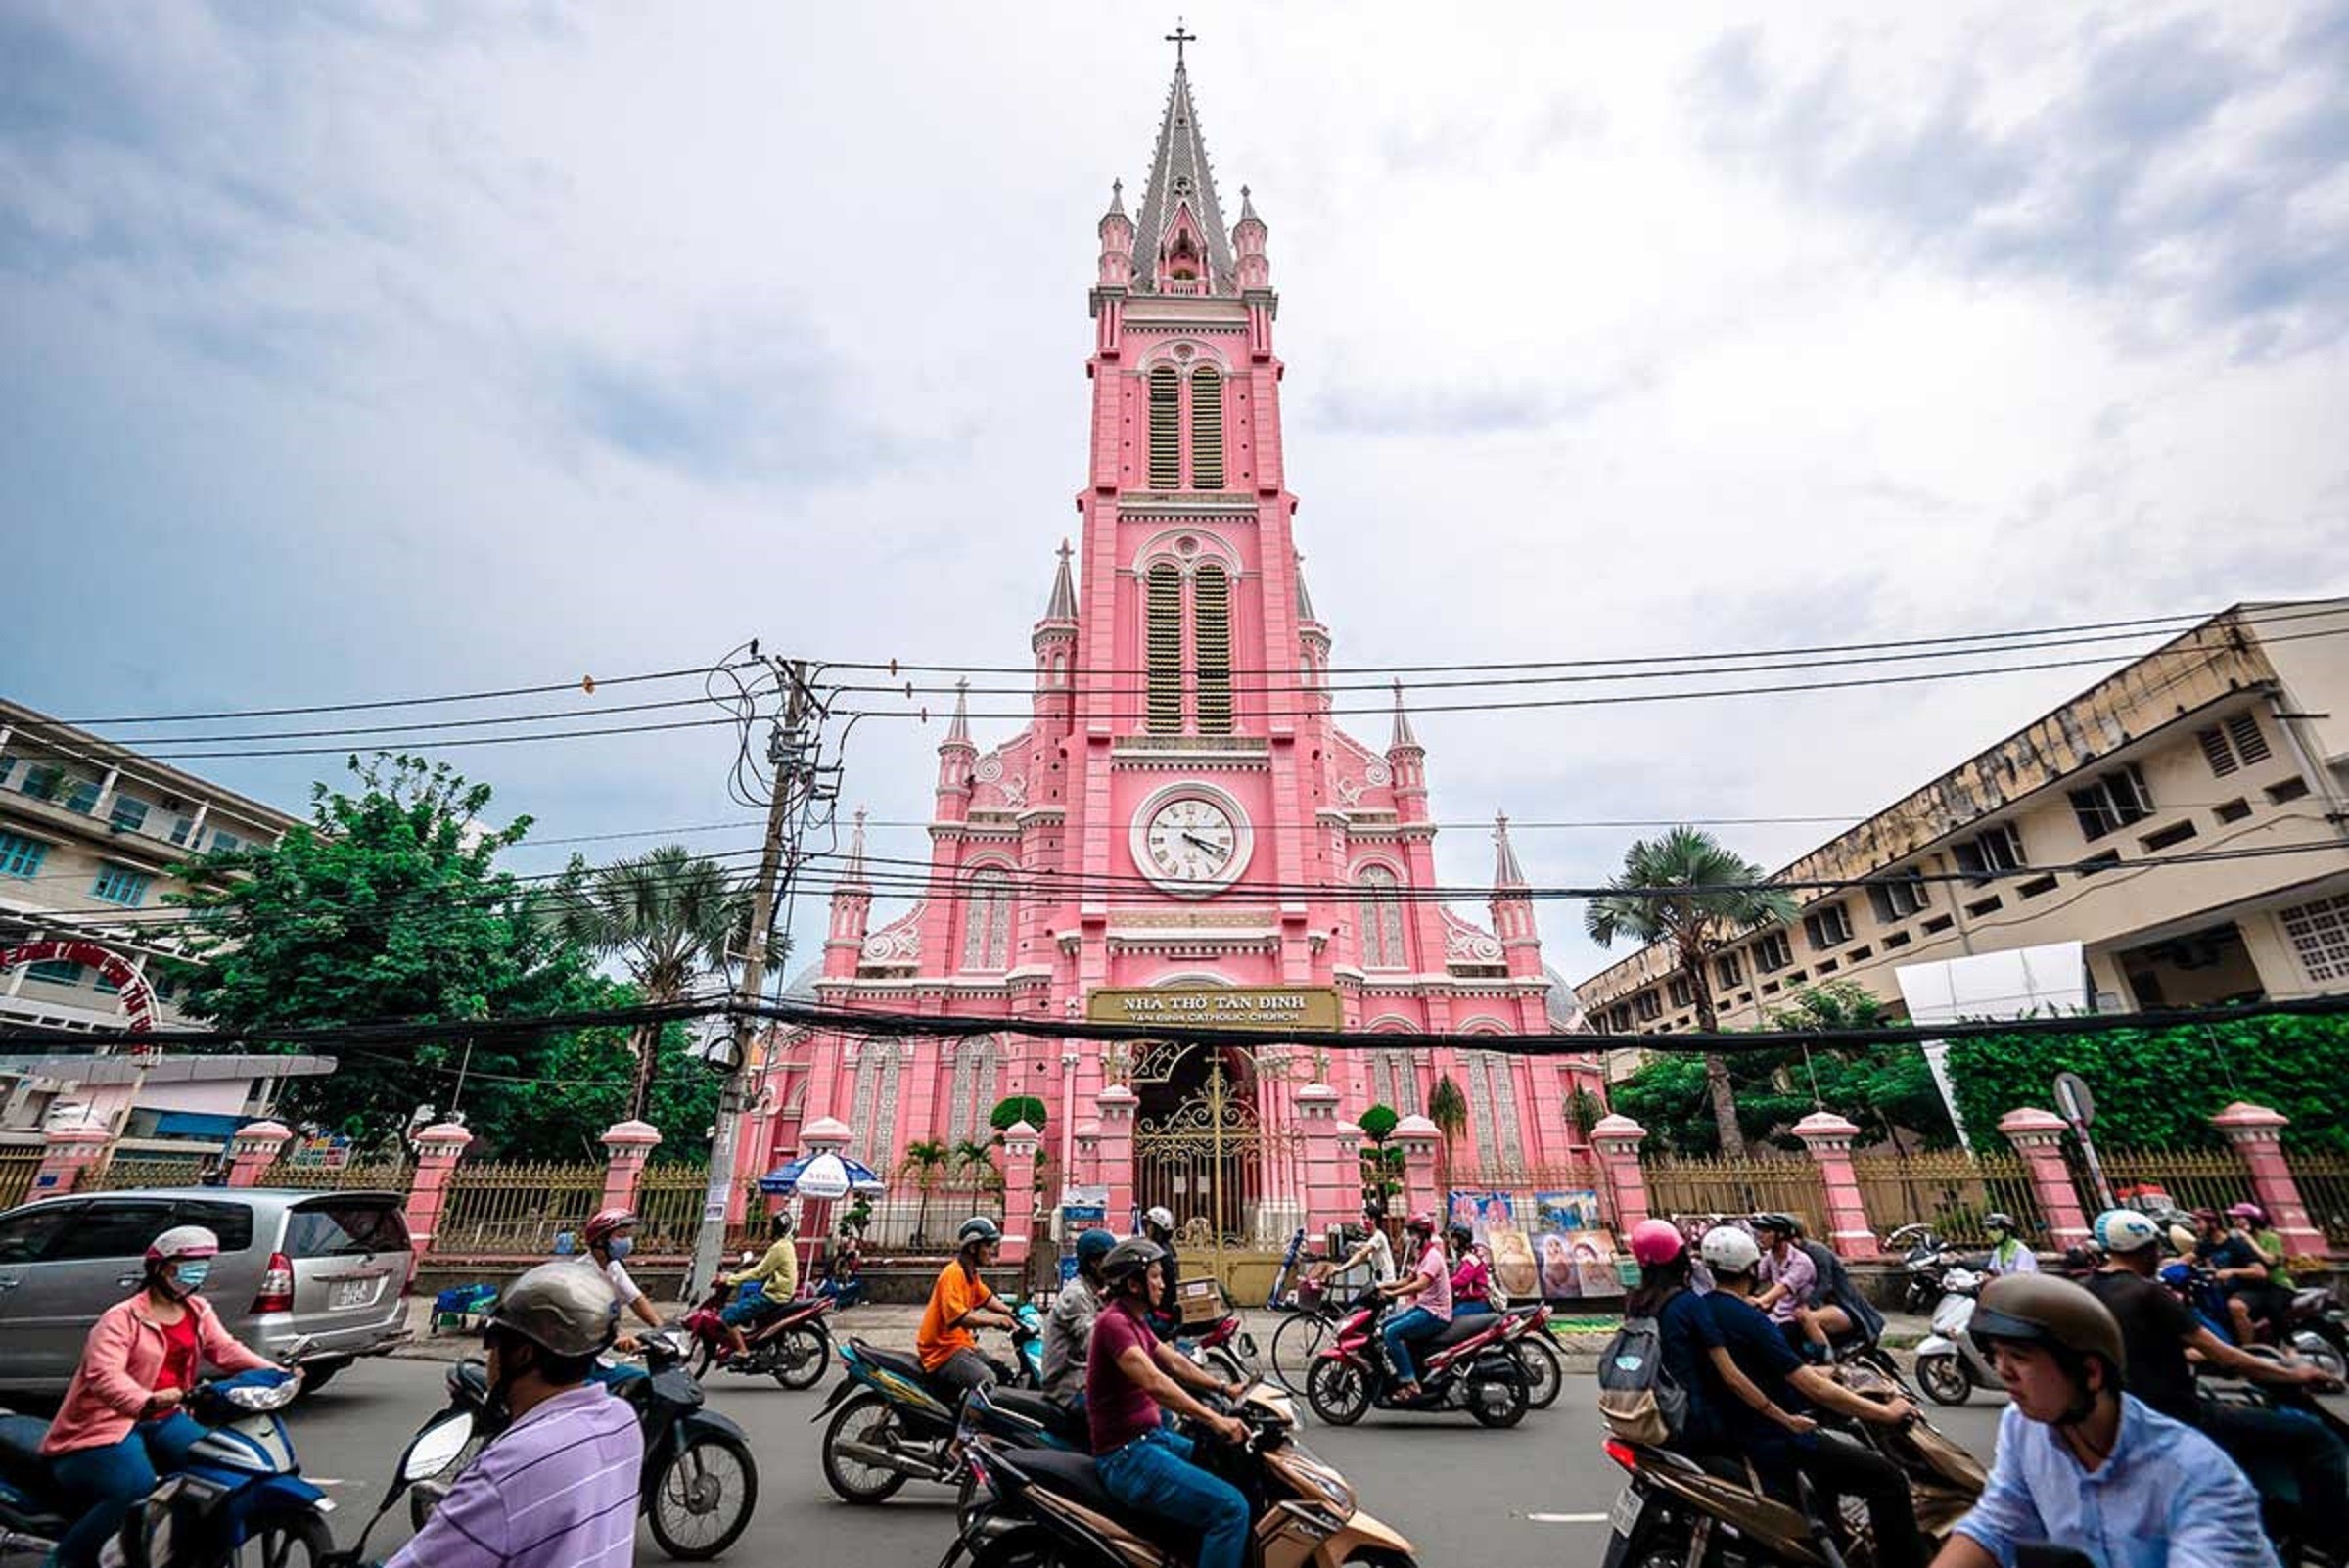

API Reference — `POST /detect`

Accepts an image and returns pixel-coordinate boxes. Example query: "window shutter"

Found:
[2226,713,2270,766]
[1194,564,1232,733]
[1147,366,1180,488]
[1189,369,1223,488]
[2198,726,2237,777]
[1146,563,1183,733]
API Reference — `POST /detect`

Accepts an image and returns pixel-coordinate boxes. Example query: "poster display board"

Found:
[1448,1187,1623,1300]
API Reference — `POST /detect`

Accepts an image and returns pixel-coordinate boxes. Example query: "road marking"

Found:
[1528,1512,1609,1524]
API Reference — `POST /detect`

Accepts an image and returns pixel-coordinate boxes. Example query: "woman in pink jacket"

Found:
[39,1223,283,1568]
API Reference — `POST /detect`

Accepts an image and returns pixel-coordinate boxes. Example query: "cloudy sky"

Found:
[5,1,2346,988]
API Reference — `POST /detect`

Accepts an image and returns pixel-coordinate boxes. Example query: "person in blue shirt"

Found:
[1934,1271,2277,1568]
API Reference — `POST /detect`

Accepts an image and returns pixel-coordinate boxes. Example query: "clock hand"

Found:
[1179,832,1222,853]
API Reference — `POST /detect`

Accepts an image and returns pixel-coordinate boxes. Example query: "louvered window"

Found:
[946,1038,1001,1145]
[1194,563,1232,733]
[1357,866,1406,969]
[1189,369,1223,488]
[1147,365,1180,488]
[2199,713,2273,777]
[1145,563,1183,733]
[1370,1048,1420,1115]
[961,868,1014,971]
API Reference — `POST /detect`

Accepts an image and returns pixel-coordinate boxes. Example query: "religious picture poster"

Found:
[1445,1190,1539,1304]
[1532,1191,1618,1300]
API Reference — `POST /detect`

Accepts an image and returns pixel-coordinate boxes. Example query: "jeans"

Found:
[2202,1400,2349,1516]
[1382,1306,1444,1385]
[1095,1427,1250,1568]
[1453,1300,1493,1317]
[931,1348,995,1399]
[48,1422,163,1568]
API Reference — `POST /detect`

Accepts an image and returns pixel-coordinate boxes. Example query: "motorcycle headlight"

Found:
[1286,1451,1352,1513]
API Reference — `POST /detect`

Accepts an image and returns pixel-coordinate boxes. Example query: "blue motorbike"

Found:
[0,1365,333,1567]
[817,1299,1060,1504]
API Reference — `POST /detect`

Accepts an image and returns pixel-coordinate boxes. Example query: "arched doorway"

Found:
[1127,1038,1300,1258]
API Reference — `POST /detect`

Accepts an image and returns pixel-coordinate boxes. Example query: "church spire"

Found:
[944,678,973,747]
[1387,680,1421,752]
[1294,550,1320,626]
[1492,811,1528,890]
[1042,539,1079,623]
[843,807,870,888]
[1129,45,1236,295]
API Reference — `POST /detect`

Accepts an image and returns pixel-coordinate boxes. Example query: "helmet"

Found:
[1968,1273,2126,1384]
[769,1209,798,1236]
[2093,1209,2163,1255]
[957,1216,1003,1249]
[145,1225,221,1268]
[1142,1206,1175,1235]
[582,1208,637,1247]
[2191,1207,2224,1227]
[1629,1218,1686,1268]
[1700,1225,1763,1275]
[1749,1212,1799,1237]
[1405,1212,1436,1236]
[2228,1202,2266,1224]
[1102,1237,1167,1287]
[488,1262,621,1360]
[1984,1212,2016,1231]
[1447,1222,1474,1247]
[1074,1228,1118,1268]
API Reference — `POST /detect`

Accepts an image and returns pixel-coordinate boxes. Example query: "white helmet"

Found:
[1142,1206,1175,1235]
[2094,1209,2163,1256]
[1699,1224,1762,1275]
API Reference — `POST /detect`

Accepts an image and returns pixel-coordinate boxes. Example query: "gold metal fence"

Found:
[432,1162,606,1257]
[267,1161,411,1192]
[0,1151,40,1211]
[861,1179,1004,1253]
[2096,1146,2254,1217]
[1642,1153,1829,1238]
[1851,1149,2045,1248]
[84,1156,211,1192]
[633,1164,713,1254]
[2284,1151,2349,1250]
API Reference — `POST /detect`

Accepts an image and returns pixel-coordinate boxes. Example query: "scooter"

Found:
[816,1306,1047,1504]
[678,1276,835,1388]
[1913,1266,2003,1407]
[1303,1288,1531,1428]
[947,1382,1419,1568]
[0,1366,331,1568]
[1884,1223,1954,1315]
[417,1329,758,1560]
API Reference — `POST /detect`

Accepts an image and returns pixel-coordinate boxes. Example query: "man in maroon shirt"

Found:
[1086,1238,1253,1568]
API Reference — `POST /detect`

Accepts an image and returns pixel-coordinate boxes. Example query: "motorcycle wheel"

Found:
[647,1429,759,1560]
[691,1337,721,1379]
[1307,1357,1373,1426]
[822,1391,912,1502]
[1515,1337,1563,1410]
[1269,1313,1333,1395]
[1467,1371,1530,1429]
[772,1327,831,1391]
[1916,1354,1972,1407]
[219,1512,335,1566]
[1343,1552,1420,1568]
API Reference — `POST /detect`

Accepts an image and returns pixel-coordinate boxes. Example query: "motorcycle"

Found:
[1913,1266,2003,1407]
[415,1329,757,1560]
[0,1366,332,1568]
[817,1306,1047,1504]
[1186,1306,1261,1388]
[1597,1361,1987,1568]
[1303,1288,1530,1428]
[947,1381,1419,1568]
[678,1277,835,1389]
[2284,1288,2349,1381]
[1502,1302,1565,1411]
[2199,1370,2349,1567]
[1883,1224,1953,1316]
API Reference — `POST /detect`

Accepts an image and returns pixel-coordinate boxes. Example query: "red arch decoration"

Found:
[0,939,160,1056]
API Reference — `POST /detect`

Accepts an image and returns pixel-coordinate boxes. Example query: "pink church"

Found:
[739,53,1603,1245]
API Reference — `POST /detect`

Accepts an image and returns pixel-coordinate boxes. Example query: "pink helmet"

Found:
[2228,1202,2266,1223]
[582,1208,637,1247]
[1629,1218,1685,1268]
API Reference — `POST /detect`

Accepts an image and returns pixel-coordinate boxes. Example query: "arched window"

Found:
[1357,866,1406,969]
[1147,365,1180,488]
[1194,563,1232,734]
[1145,563,1182,733]
[1369,1046,1420,1115]
[945,1038,1001,1146]
[1189,368,1224,488]
[960,867,1013,971]
[847,1043,901,1168]
[1461,1050,1524,1176]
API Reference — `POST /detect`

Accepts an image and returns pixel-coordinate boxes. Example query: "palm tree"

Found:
[899,1140,949,1246]
[1585,825,1796,1157]
[951,1138,1002,1193]
[550,844,782,1123]
[1427,1075,1468,1197]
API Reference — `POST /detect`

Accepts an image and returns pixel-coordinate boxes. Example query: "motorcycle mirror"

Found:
[402,1413,476,1487]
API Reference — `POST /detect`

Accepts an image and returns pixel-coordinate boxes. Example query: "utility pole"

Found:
[686,659,812,1298]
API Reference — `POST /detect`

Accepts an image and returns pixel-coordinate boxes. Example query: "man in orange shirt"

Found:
[918,1216,1020,1397]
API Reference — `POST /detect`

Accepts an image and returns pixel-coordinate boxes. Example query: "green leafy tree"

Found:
[551,844,780,1124]
[1585,826,1797,1156]
[1355,1103,1402,1211]
[1428,1075,1468,1195]
[899,1139,949,1246]
[165,755,597,1145]
[989,1096,1048,1134]
[1567,1087,1606,1142]
[474,986,724,1159]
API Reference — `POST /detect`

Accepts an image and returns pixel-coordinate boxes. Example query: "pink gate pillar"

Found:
[225,1120,294,1188]
[1590,1113,1651,1230]
[1793,1111,1877,1259]
[1392,1115,1440,1222]
[1096,1086,1137,1228]
[999,1121,1041,1264]
[2212,1102,2328,1260]
[403,1123,475,1256]
[1072,1119,1102,1188]
[1998,1108,2089,1246]
[33,1119,113,1198]
[1294,1084,1351,1235]
[599,1120,663,1216]
[1333,1120,1366,1232]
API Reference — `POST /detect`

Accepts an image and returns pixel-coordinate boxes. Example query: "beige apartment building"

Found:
[1575,602,2349,1061]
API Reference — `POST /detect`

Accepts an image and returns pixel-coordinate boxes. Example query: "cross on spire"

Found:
[1165,19,1196,67]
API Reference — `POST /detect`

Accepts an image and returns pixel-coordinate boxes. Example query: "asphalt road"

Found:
[275,1357,2011,1566]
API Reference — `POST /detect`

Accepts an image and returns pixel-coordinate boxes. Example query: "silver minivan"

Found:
[0,1187,413,1395]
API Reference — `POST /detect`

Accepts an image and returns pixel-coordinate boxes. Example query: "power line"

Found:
[40,663,757,727]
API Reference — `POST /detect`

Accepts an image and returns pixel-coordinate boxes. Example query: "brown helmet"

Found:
[1970,1272,2126,1386]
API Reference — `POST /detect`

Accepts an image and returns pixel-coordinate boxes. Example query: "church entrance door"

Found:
[1127,1039,1305,1279]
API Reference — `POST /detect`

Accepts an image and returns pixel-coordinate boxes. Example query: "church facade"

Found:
[739,54,1602,1239]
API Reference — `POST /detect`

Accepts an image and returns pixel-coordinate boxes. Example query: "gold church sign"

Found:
[1085,986,1344,1033]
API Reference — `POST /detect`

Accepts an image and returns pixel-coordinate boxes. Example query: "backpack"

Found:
[1596,1289,1687,1446]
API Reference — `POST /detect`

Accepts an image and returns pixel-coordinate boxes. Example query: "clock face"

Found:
[1141,796,1244,893]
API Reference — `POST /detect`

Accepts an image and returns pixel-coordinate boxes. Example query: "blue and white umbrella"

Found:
[760,1149,885,1200]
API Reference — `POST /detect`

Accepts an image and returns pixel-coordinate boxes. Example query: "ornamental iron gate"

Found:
[1128,1041,1308,1278]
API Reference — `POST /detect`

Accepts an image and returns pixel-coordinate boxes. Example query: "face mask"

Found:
[607,1237,633,1262]
[169,1261,211,1296]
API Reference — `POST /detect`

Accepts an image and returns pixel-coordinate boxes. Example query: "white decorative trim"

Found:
[1131,526,1243,576]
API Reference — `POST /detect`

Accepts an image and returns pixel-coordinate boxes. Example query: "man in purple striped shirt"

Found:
[389,1262,643,1568]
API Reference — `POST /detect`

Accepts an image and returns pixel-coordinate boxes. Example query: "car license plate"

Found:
[330,1275,380,1310]
[1609,1485,1644,1537]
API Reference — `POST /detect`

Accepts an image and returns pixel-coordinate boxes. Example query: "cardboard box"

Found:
[1176,1276,1225,1326]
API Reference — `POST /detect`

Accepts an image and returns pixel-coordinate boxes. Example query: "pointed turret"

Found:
[1387,682,1428,821]
[1294,550,1321,628]
[936,679,976,823]
[1097,179,1134,288]
[1489,810,1544,977]
[1492,811,1529,890]
[1130,59,1236,294]
[824,807,874,979]
[1295,551,1330,715]
[1387,680,1422,753]
[944,678,973,747]
[1033,542,1080,726]
[1042,540,1079,623]
[1233,183,1271,291]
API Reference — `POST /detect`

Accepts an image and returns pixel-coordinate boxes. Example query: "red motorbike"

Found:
[680,1278,834,1389]
[1304,1287,1530,1428]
